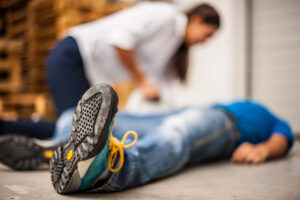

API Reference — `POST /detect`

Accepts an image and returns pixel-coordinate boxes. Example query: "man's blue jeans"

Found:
[52,107,239,191]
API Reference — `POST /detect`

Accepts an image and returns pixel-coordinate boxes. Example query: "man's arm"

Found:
[114,46,160,100]
[231,134,289,164]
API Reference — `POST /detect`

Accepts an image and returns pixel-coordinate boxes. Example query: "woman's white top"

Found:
[67,2,187,86]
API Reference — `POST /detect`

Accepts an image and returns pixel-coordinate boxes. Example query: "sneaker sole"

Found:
[0,134,58,170]
[49,83,119,194]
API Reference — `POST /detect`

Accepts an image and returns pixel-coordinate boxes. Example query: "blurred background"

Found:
[0,0,299,135]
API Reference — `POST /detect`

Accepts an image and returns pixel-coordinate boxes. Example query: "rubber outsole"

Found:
[49,83,119,194]
[0,134,59,170]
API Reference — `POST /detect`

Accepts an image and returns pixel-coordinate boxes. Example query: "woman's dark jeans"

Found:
[46,36,90,116]
[0,36,90,139]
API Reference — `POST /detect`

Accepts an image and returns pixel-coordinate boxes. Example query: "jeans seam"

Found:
[190,122,231,151]
[156,158,189,179]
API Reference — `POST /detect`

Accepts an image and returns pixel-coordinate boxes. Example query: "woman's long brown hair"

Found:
[167,4,221,82]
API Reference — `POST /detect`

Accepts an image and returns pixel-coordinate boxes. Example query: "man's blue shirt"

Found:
[214,101,294,149]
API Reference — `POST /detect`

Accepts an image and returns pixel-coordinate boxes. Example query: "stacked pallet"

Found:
[0,0,133,120]
[1,0,31,87]
[0,37,55,120]
[26,0,133,92]
[105,1,135,15]
[0,93,55,120]
[0,0,52,120]
[0,11,4,35]
[3,0,29,39]
[27,0,108,92]
[0,38,23,93]
[26,0,134,105]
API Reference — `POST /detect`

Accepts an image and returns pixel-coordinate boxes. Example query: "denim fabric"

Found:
[0,119,55,139]
[102,108,239,191]
[46,36,90,116]
[51,108,187,143]
[50,107,76,142]
[53,107,239,191]
[113,108,187,140]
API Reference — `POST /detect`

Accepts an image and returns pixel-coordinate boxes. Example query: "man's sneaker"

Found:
[49,83,137,194]
[0,134,61,170]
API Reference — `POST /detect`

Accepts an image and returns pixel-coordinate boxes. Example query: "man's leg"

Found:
[0,109,75,170]
[49,84,238,193]
[0,107,81,170]
[95,108,239,191]
[188,109,239,164]
[48,83,186,193]
[49,83,120,194]
[113,109,185,140]
[50,107,76,142]
[0,106,77,170]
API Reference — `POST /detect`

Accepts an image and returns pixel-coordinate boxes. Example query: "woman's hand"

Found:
[140,81,160,101]
[231,142,269,164]
[114,46,161,100]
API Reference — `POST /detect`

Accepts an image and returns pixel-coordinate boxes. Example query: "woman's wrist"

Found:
[137,76,148,87]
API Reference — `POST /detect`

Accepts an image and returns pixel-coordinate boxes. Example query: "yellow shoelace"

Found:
[107,130,138,173]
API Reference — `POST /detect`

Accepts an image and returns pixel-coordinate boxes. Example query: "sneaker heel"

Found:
[50,146,81,194]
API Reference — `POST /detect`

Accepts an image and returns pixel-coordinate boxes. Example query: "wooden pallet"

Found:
[0,0,135,120]
[26,0,134,101]
[26,0,108,92]
[3,0,30,39]
[0,0,24,9]
[105,1,133,15]
[1,0,31,94]
[0,14,3,35]
[0,38,24,93]
[0,93,56,120]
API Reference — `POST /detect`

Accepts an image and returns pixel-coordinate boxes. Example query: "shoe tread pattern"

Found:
[50,83,118,194]
[0,135,45,170]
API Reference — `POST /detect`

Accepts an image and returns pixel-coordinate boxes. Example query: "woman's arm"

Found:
[114,46,160,100]
[231,134,289,164]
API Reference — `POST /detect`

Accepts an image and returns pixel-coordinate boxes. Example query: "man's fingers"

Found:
[244,150,258,163]
[252,156,264,164]
[231,149,244,162]
[231,143,254,162]
[244,149,267,164]
[231,143,269,164]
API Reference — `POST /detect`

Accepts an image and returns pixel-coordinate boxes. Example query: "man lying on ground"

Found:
[0,83,294,194]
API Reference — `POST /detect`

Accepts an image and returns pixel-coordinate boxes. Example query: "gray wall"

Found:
[250,0,300,134]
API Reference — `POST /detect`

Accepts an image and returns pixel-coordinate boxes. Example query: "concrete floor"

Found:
[1,141,300,200]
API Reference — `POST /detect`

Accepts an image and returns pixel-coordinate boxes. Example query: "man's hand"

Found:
[231,134,289,164]
[231,142,269,164]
